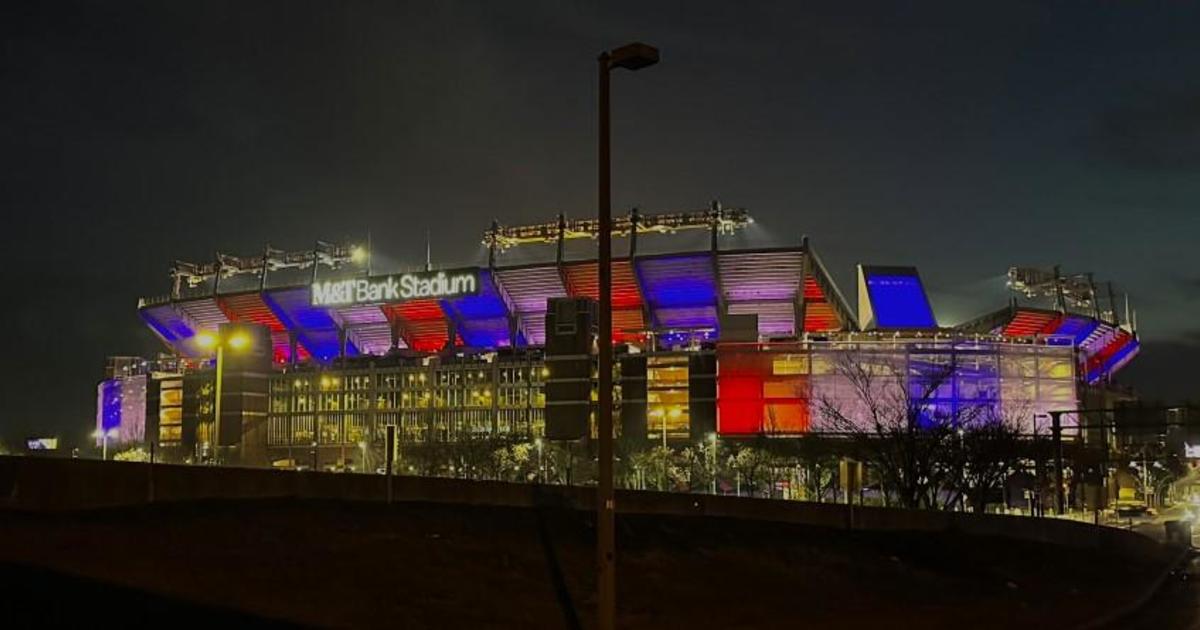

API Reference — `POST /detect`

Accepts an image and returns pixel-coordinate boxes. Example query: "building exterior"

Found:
[101,207,1141,470]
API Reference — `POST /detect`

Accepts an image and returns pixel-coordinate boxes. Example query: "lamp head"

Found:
[195,331,217,349]
[608,42,659,71]
[226,332,251,350]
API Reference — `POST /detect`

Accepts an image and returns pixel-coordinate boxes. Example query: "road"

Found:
[1124,552,1200,629]
[1116,501,1200,629]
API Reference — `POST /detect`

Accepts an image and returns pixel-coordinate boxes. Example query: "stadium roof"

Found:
[138,209,1139,384]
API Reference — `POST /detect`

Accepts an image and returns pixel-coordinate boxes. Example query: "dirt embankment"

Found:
[0,499,1168,629]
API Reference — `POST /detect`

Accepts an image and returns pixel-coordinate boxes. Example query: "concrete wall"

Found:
[0,455,1167,562]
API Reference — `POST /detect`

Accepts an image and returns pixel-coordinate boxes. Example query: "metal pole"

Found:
[1052,411,1065,515]
[386,424,395,504]
[537,439,544,483]
[214,344,224,465]
[596,50,616,630]
[709,437,717,494]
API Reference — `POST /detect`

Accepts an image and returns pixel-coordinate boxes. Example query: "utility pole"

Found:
[596,42,659,630]
[1051,411,1065,515]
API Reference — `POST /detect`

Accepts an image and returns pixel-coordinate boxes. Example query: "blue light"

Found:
[636,255,718,308]
[263,288,344,363]
[99,379,122,431]
[636,255,720,329]
[1089,338,1139,384]
[1055,316,1100,346]
[865,273,936,329]
[140,304,194,342]
[443,269,512,347]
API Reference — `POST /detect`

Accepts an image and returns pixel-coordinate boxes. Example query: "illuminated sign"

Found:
[311,269,479,307]
[25,437,59,450]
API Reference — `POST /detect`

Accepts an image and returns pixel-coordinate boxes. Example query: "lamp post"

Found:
[597,41,659,630]
[535,437,545,483]
[708,432,718,494]
[92,427,119,460]
[196,330,251,465]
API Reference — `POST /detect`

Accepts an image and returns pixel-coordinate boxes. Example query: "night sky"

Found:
[2,1,1198,446]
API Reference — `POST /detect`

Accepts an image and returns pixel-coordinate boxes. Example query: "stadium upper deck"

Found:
[137,205,1140,386]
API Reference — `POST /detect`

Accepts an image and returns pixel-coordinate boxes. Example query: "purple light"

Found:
[636,254,719,330]
[494,266,568,345]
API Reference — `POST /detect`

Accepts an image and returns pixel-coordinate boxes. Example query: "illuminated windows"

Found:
[157,379,182,445]
[647,356,690,440]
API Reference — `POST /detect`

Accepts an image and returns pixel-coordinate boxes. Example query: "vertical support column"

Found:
[446,316,458,351]
[709,200,727,330]
[491,358,500,435]
[390,318,401,352]
[213,254,224,296]
[796,236,810,338]
[629,207,640,258]
[556,213,567,266]
[368,361,377,471]
[596,51,616,630]
[385,423,395,504]
[1107,282,1120,327]
[338,328,347,360]
[1052,411,1065,515]
[289,331,299,367]
[1053,265,1067,313]
[260,244,272,292]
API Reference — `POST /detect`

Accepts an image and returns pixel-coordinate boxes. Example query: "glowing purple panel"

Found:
[654,305,720,329]
[727,301,795,336]
[337,305,394,354]
[176,298,229,333]
[718,251,803,302]
[95,375,146,445]
[495,266,567,345]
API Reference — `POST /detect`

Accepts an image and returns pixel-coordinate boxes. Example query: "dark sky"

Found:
[2,1,1198,445]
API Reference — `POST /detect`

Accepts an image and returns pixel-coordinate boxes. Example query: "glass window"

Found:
[772,355,808,375]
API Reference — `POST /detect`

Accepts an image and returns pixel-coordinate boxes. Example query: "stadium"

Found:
[101,204,1141,470]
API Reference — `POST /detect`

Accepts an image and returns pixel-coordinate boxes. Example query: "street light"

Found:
[597,40,659,630]
[708,432,718,494]
[196,329,253,465]
[535,437,545,483]
[92,427,119,460]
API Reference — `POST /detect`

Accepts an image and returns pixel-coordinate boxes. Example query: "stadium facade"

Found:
[100,205,1141,469]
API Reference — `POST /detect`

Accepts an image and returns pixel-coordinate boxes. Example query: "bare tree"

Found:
[943,406,1026,513]
[816,349,988,510]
